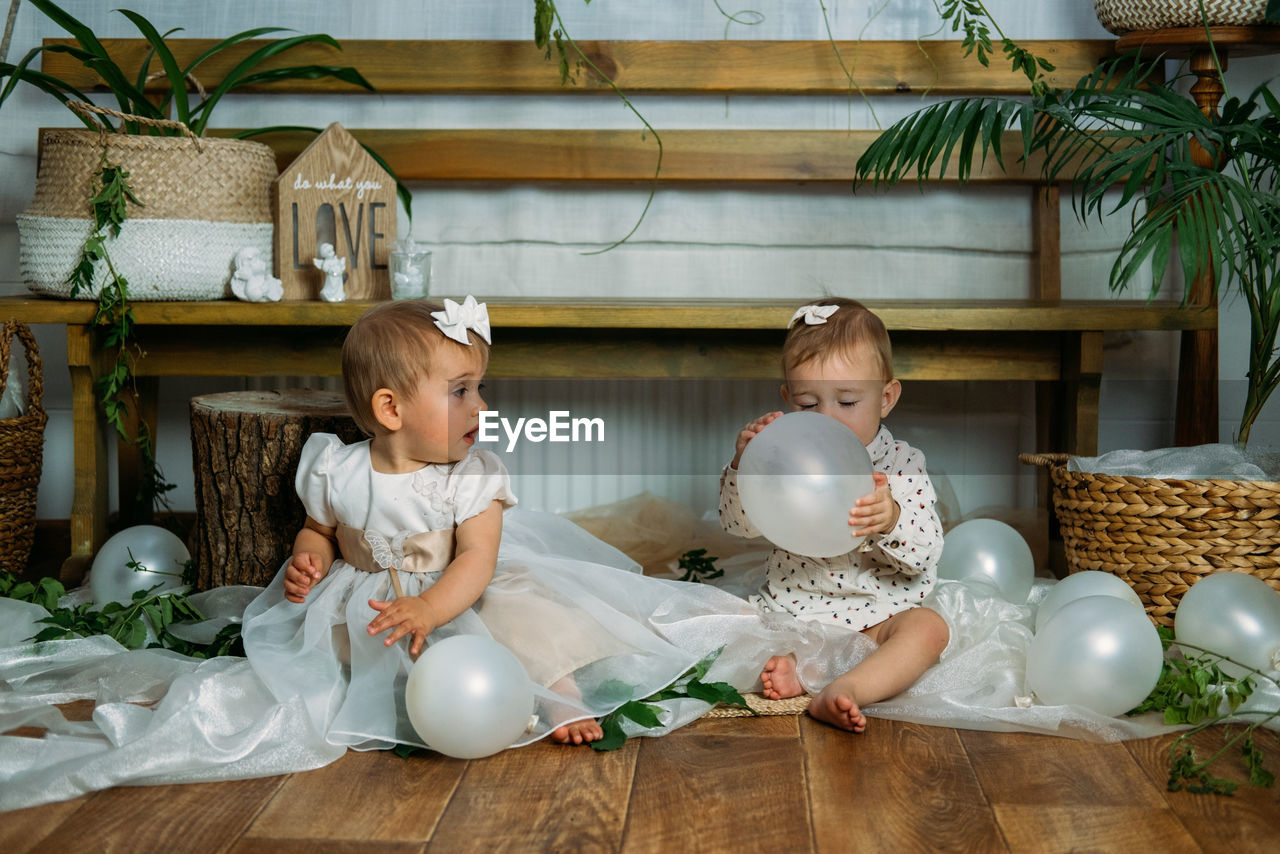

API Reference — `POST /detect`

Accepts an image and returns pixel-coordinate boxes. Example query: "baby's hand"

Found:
[849,472,901,538]
[367,596,438,656]
[284,552,326,603]
[731,411,784,469]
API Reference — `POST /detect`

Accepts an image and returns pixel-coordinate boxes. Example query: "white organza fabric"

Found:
[4,500,1279,812]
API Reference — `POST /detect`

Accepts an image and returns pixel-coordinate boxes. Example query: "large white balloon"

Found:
[1175,571,1280,678]
[936,518,1035,604]
[1035,570,1144,633]
[89,524,190,605]
[1027,595,1165,717]
[405,634,536,759]
[737,411,875,558]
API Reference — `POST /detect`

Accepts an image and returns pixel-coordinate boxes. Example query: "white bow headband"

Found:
[432,295,492,346]
[788,303,838,328]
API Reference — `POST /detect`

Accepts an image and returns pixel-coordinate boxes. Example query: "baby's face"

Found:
[782,345,898,447]
[397,344,488,464]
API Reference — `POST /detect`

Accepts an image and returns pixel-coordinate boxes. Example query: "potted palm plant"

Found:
[854,20,1280,446]
[0,0,390,514]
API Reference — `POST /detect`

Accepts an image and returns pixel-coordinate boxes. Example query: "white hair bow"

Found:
[788,303,839,328]
[432,295,492,345]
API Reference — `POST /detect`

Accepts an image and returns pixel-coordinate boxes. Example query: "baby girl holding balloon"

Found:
[241,296,754,752]
[719,297,950,733]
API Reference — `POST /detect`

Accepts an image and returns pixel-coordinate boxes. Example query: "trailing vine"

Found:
[1129,627,1279,795]
[66,151,175,517]
[530,0,1056,249]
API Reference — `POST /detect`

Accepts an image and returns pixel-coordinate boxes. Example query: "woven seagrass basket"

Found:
[1094,0,1273,34]
[1021,452,1280,627]
[17,114,277,301]
[0,322,47,576]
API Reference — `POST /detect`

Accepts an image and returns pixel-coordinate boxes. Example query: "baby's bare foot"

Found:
[760,654,804,700]
[551,718,604,745]
[809,681,868,733]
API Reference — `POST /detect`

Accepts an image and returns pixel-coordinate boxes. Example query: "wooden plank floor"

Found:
[4,705,1278,853]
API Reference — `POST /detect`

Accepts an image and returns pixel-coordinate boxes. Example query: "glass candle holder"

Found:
[389,243,431,300]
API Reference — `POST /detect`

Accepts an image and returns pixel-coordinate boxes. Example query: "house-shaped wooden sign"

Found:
[273,122,395,300]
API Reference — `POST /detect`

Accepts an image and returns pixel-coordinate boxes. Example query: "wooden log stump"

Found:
[189,389,363,589]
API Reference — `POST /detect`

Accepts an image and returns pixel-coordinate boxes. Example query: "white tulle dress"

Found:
[241,434,772,749]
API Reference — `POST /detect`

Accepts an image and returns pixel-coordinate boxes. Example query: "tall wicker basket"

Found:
[1021,452,1280,627]
[0,322,47,576]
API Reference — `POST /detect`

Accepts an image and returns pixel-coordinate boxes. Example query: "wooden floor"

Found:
[3,703,1278,854]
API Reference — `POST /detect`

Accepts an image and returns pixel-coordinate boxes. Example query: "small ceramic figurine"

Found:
[313,242,347,302]
[229,246,283,303]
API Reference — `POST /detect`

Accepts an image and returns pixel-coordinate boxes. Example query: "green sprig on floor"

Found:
[0,570,243,659]
[674,548,723,583]
[1128,626,1278,795]
[592,646,754,751]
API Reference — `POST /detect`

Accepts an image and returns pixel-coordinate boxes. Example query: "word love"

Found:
[292,172,384,200]
[477,410,605,452]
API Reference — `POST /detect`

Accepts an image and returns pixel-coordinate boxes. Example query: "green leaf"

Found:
[590,716,628,752]
[615,700,663,729]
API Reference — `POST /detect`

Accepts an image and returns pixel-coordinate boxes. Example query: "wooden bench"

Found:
[0,38,1218,577]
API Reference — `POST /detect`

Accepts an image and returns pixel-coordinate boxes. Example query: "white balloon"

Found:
[1175,571,1280,678]
[1036,570,1144,633]
[937,518,1035,604]
[89,525,190,605]
[737,411,875,558]
[1027,595,1165,717]
[405,634,536,758]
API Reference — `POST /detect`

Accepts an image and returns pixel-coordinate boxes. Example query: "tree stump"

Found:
[189,389,364,589]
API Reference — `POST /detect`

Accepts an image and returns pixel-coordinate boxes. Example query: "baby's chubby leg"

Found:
[809,606,949,733]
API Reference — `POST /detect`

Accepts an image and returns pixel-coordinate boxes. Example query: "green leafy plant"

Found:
[0,569,244,659]
[855,19,1280,445]
[1129,627,1278,795]
[591,646,753,750]
[0,0,404,514]
[675,548,724,583]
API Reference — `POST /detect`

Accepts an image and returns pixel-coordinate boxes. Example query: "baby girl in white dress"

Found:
[241,296,755,750]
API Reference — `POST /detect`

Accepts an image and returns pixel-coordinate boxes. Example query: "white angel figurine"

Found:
[229,246,283,303]
[313,242,348,302]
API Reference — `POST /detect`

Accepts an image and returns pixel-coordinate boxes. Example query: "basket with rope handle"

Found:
[0,321,47,576]
[17,102,277,301]
[1020,451,1280,627]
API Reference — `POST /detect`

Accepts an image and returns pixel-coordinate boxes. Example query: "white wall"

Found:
[1,0,1268,524]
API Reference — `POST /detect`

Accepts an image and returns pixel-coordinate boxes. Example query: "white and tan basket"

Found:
[18,108,277,301]
[1094,0,1274,34]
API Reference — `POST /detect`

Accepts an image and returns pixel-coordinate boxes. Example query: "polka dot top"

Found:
[719,425,942,631]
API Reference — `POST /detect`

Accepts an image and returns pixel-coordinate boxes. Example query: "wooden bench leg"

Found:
[1062,331,1102,457]
[63,325,108,586]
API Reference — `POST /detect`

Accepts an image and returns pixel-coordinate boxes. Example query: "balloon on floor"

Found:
[1035,570,1144,633]
[405,634,536,758]
[89,524,190,606]
[1175,571,1280,678]
[1027,595,1164,717]
[937,518,1035,604]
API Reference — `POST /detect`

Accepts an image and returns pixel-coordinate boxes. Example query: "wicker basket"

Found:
[1094,0,1273,34]
[17,118,277,301]
[1021,452,1280,627]
[0,322,47,576]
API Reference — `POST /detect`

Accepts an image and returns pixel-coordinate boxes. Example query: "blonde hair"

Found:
[782,297,894,382]
[341,300,490,435]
